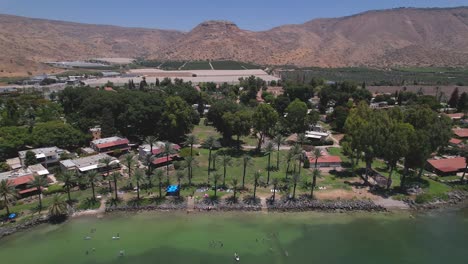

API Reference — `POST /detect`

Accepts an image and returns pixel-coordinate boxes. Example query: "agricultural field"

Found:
[279,67,468,86]
[211,60,259,70]
[181,61,212,70]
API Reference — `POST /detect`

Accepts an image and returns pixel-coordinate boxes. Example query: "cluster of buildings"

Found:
[1,134,184,198]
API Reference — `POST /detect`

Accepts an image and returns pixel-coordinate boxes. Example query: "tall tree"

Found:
[58,170,76,203]
[310,169,320,198]
[122,153,136,179]
[154,169,164,198]
[86,171,100,201]
[272,134,285,169]
[271,177,279,203]
[252,104,279,151]
[0,179,17,215]
[212,173,222,198]
[184,134,198,156]
[203,135,219,182]
[285,99,309,133]
[231,178,239,202]
[184,156,198,186]
[99,157,114,192]
[264,142,275,184]
[448,87,460,108]
[144,136,159,156]
[219,154,233,186]
[100,108,116,137]
[253,171,261,200]
[162,142,175,177]
[28,175,47,211]
[24,150,37,167]
[111,172,121,200]
[161,96,196,141]
[292,174,300,199]
[48,194,68,219]
[313,148,322,168]
[134,169,144,200]
[284,150,294,179]
[241,155,253,188]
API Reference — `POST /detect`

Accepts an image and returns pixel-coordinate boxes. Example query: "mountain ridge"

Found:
[2,7,468,76]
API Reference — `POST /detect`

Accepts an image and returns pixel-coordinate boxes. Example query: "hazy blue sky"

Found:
[1,0,467,31]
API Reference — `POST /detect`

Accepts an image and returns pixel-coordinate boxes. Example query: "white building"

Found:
[18,147,65,167]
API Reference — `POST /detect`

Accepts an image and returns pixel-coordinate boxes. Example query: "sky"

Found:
[1,0,467,31]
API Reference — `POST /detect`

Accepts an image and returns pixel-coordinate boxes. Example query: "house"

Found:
[60,153,119,175]
[152,155,180,169]
[90,136,130,154]
[309,155,342,168]
[305,130,329,141]
[138,142,181,161]
[0,164,50,197]
[445,113,465,121]
[453,128,468,139]
[427,157,466,176]
[449,138,463,147]
[18,147,65,167]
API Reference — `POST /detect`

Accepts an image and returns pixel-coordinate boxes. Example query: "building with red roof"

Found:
[309,153,342,168]
[449,138,463,147]
[91,136,130,154]
[427,157,466,176]
[453,128,468,139]
[445,113,465,121]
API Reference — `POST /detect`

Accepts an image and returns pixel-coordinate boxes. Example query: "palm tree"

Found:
[213,173,222,198]
[231,178,239,201]
[271,178,279,203]
[184,134,198,156]
[86,171,100,201]
[273,134,285,169]
[311,169,321,198]
[290,144,302,174]
[58,170,75,203]
[220,154,233,186]
[144,155,154,187]
[204,135,217,180]
[241,155,253,189]
[292,174,300,199]
[253,171,261,200]
[264,141,275,184]
[28,175,48,211]
[313,148,323,169]
[144,136,159,154]
[285,150,294,179]
[162,142,174,177]
[111,172,121,200]
[154,169,164,198]
[48,194,68,219]
[122,153,136,179]
[99,157,113,192]
[134,169,144,200]
[0,179,17,215]
[297,133,307,147]
[211,151,219,171]
[176,170,185,186]
[184,156,198,186]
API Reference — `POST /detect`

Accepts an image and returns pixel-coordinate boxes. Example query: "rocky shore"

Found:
[407,191,468,210]
[194,197,261,211]
[268,197,386,212]
[0,216,48,239]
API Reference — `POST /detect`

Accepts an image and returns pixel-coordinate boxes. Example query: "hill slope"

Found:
[2,7,468,76]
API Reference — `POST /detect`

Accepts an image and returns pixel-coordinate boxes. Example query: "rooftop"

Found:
[91,136,129,149]
[453,128,468,138]
[0,164,49,181]
[18,146,64,159]
[427,157,466,173]
[61,153,117,171]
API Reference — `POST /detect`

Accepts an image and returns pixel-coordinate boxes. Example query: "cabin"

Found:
[426,157,466,176]
[90,136,130,154]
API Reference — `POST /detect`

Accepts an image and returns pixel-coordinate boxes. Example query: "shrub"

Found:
[43,184,65,195]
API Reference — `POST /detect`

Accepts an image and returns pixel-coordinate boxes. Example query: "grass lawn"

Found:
[192,118,221,143]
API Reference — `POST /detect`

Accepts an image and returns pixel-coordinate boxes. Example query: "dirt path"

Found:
[260,197,268,213]
[187,196,195,212]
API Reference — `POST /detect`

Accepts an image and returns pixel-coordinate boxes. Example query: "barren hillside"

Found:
[2,7,468,76]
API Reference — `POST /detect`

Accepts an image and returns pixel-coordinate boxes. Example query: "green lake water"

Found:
[0,208,467,264]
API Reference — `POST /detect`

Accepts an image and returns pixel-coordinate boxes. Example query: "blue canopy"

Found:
[8,213,17,219]
[166,185,180,193]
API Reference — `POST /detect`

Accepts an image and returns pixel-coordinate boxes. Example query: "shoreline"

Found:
[1,195,467,241]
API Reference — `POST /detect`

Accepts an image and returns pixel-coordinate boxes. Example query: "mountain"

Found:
[2,7,468,76]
